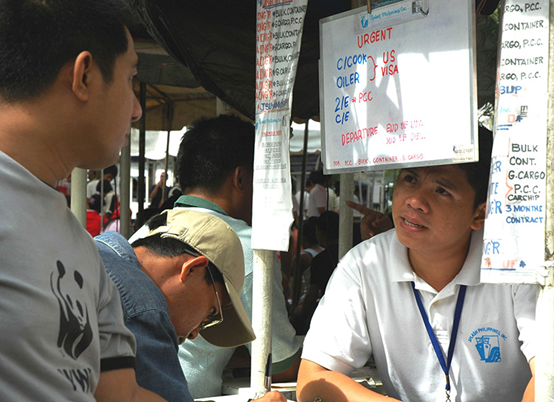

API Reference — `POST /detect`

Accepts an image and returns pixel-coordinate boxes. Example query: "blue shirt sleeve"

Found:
[126,308,194,402]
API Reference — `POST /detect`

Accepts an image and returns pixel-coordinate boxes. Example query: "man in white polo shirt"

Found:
[297,127,536,402]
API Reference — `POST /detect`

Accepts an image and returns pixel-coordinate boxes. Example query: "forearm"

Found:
[521,357,535,402]
[297,360,394,402]
[149,185,160,200]
[95,368,167,402]
[272,352,301,383]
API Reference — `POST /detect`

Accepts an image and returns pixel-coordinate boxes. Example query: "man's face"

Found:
[84,29,142,168]
[169,269,229,344]
[392,165,484,260]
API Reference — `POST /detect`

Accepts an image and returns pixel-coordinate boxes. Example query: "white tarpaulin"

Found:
[131,122,319,161]
[290,121,322,153]
[130,127,186,160]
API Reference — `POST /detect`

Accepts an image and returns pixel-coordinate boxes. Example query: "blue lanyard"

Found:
[411,282,467,401]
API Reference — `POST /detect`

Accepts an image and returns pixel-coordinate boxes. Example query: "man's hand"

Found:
[157,172,167,186]
[346,201,393,241]
[200,391,287,402]
[254,391,288,401]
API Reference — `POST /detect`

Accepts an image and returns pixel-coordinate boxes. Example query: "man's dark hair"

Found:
[131,213,224,284]
[0,0,131,104]
[177,115,255,194]
[458,125,493,210]
[316,211,340,241]
[309,169,331,186]
[104,164,119,179]
[302,217,319,245]
[309,170,324,186]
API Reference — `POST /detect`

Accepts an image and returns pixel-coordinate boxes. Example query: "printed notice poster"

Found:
[252,0,308,250]
[319,0,478,173]
[481,0,549,284]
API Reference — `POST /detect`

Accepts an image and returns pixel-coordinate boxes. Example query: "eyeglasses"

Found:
[200,265,224,331]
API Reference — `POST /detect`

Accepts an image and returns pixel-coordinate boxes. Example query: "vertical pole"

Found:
[70,168,87,228]
[357,172,363,206]
[371,172,376,208]
[120,143,131,238]
[338,173,353,259]
[162,102,173,207]
[138,82,147,219]
[291,121,310,312]
[250,249,274,396]
[536,0,554,398]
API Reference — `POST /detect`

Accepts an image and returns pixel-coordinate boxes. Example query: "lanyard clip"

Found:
[445,374,451,402]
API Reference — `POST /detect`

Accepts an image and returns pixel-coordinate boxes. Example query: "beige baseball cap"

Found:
[146,209,256,347]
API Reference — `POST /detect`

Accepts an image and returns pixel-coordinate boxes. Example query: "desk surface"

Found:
[219,365,385,401]
[196,396,295,402]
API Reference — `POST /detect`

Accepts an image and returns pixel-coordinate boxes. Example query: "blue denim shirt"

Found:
[95,231,194,402]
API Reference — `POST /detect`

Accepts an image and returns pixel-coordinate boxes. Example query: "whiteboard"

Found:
[319,0,478,173]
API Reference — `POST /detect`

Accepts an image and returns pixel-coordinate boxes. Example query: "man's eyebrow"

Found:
[436,178,456,189]
[434,174,459,191]
[405,167,459,191]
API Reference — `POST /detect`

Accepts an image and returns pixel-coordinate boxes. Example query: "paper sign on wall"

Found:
[319,0,478,173]
[480,0,549,284]
[252,0,308,251]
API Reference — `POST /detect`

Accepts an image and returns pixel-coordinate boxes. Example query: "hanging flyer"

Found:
[252,0,308,250]
[481,0,549,284]
[319,0,478,174]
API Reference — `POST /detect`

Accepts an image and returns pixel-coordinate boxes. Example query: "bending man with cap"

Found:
[131,115,301,398]
[95,209,286,402]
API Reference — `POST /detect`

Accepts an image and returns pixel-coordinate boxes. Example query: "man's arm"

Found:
[125,309,195,401]
[290,284,319,322]
[522,357,535,402]
[95,368,167,401]
[297,360,397,402]
[272,353,302,383]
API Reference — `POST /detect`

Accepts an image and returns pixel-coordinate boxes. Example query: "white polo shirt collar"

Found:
[389,228,483,296]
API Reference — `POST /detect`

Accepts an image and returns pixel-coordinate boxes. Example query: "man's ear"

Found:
[471,202,487,230]
[233,166,246,192]
[179,255,209,283]
[71,51,94,102]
